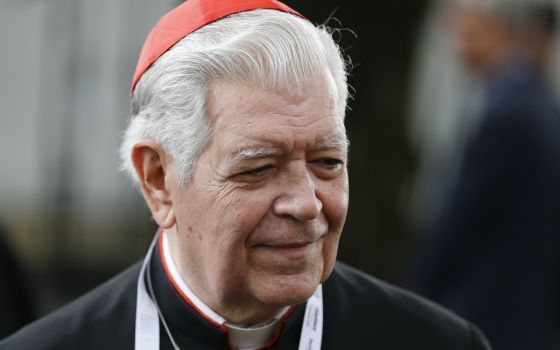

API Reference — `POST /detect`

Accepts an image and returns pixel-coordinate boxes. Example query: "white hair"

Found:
[120,9,350,185]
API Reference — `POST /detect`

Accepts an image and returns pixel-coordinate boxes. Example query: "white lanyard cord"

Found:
[134,231,161,350]
[297,285,323,350]
[145,254,181,350]
[134,232,323,350]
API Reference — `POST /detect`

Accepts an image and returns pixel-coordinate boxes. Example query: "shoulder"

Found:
[485,71,559,130]
[0,262,141,350]
[322,262,491,350]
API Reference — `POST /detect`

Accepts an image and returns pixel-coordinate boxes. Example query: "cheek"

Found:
[321,235,341,282]
[320,177,349,229]
[215,192,275,244]
[319,178,348,279]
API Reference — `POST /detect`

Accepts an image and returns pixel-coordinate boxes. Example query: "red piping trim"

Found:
[256,305,297,349]
[226,305,296,350]
[226,332,235,350]
[157,231,228,332]
[158,230,297,348]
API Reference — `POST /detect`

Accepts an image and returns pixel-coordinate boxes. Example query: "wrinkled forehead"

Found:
[206,73,342,123]
[203,75,347,159]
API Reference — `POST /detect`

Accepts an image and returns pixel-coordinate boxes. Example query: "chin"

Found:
[252,271,323,307]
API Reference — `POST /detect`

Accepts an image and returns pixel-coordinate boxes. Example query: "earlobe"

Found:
[131,141,176,228]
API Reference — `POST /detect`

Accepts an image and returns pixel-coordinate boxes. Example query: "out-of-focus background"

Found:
[1,0,560,349]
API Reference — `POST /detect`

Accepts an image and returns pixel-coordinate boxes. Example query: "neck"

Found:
[162,230,288,326]
[216,302,287,327]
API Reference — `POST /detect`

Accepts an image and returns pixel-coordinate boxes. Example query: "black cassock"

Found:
[0,241,491,349]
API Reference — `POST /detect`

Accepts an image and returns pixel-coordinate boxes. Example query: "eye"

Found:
[239,165,275,178]
[313,158,344,169]
[312,158,344,170]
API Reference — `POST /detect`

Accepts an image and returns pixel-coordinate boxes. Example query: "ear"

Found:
[131,140,176,228]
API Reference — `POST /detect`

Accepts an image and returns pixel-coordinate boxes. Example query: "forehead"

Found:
[206,76,346,154]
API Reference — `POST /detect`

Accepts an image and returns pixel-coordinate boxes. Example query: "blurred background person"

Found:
[407,0,560,349]
[0,223,34,339]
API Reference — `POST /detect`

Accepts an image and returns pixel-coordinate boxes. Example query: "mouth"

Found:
[254,236,323,258]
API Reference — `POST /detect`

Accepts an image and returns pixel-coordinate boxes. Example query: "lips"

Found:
[259,241,313,249]
[253,236,324,258]
[271,242,311,249]
[253,233,324,248]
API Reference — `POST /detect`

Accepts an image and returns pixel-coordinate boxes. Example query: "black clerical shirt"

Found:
[0,239,492,349]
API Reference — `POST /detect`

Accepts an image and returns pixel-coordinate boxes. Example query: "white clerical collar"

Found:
[161,232,290,349]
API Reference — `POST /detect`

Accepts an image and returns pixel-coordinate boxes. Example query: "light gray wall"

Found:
[0,0,176,267]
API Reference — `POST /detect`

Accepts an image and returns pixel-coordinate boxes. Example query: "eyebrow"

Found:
[224,137,350,171]
[222,147,281,172]
[309,137,350,153]
[231,147,282,163]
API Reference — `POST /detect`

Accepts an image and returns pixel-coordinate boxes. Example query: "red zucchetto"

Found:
[130,0,303,96]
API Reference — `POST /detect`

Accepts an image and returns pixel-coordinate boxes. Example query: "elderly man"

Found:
[1,1,491,349]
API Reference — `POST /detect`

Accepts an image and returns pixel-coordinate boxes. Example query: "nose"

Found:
[272,168,322,221]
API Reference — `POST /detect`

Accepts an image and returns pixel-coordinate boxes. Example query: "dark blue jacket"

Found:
[413,61,560,350]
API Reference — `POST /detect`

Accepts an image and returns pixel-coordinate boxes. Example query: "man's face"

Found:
[168,74,348,321]
[451,5,509,71]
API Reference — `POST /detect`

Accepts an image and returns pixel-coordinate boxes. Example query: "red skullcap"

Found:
[130,0,303,96]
